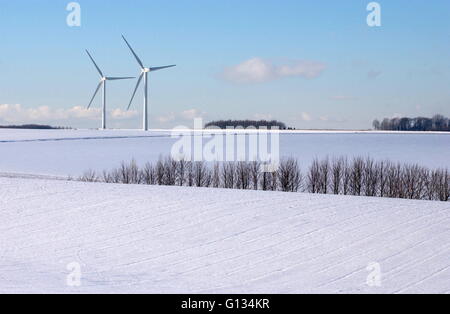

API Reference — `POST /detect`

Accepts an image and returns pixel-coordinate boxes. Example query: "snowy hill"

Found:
[0,177,448,294]
[0,129,449,177]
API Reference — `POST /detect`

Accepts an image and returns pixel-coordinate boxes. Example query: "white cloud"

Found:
[156,108,207,125]
[224,58,272,83]
[301,112,313,121]
[222,58,326,83]
[66,106,101,119]
[0,104,138,124]
[110,108,139,120]
[319,116,347,123]
[181,108,206,120]
[156,113,176,124]
[286,112,347,125]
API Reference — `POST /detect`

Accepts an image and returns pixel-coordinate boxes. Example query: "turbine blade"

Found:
[127,73,144,110]
[85,50,104,77]
[121,35,145,69]
[150,65,176,72]
[106,77,135,80]
[87,81,103,109]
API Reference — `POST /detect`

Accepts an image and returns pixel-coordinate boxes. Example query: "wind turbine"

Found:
[86,50,134,130]
[122,35,176,131]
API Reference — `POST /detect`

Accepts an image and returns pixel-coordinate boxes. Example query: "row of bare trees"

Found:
[306,157,449,201]
[79,156,449,202]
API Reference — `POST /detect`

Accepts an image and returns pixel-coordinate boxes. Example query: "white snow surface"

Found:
[0,129,449,177]
[0,177,449,294]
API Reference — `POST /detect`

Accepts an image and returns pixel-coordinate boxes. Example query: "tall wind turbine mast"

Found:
[122,35,176,131]
[86,50,134,130]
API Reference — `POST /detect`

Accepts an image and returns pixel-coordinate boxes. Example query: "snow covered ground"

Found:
[0,129,449,177]
[0,177,449,294]
[0,129,448,294]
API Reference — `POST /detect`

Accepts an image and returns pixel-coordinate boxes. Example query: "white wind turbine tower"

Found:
[122,35,176,131]
[86,50,134,130]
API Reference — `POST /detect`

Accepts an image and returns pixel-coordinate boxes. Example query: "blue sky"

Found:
[0,0,449,129]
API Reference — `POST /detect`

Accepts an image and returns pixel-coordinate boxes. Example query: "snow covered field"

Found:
[0,129,449,177]
[1,129,449,294]
[0,177,449,294]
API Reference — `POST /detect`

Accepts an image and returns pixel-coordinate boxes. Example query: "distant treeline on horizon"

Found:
[373,115,450,132]
[205,120,291,130]
[0,124,70,130]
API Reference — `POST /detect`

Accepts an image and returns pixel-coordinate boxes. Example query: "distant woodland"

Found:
[205,120,290,130]
[373,115,450,132]
[0,124,70,130]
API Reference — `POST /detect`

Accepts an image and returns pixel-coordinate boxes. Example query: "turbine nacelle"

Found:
[143,68,150,73]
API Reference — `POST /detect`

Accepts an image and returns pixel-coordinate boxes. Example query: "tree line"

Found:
[79,156,449,202]
[205,120,289,130]
[373,115,450,132]
[0,124,70,130]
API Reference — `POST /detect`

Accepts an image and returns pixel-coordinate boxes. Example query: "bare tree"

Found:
[270,171,278,191]
[318,158,330,194]
[222,163,236,189]
[331,157,344,195]
[443,169,449,201]
[386,163,402,199]
[193,161,210,187]
[164,157,177,186]
[415,166,428,200]
[236,162,251,190]
[438,169,449,202]
[211,162,221,188]
[307,158,321,194]
[110,169,121,183]
[186,161,194,187]
[204,166,212,187]
[342,158,351,195]
[402,164,425,200]
[155,158,165,185]
[363,157,378,197]
[102,170,113,183]
[176,160,187,186]
[79,170,98,182]
[119,162,130,184]
[113,160,142,184]
[424,169,437,201]
[278,158,302,192]
[261,171,270,191]
[350,157,364,196]
[291,161,303,192]
[250,161,261,190]
[129,159,141,184]
[141,162,156,185]
[377,160,388,197]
